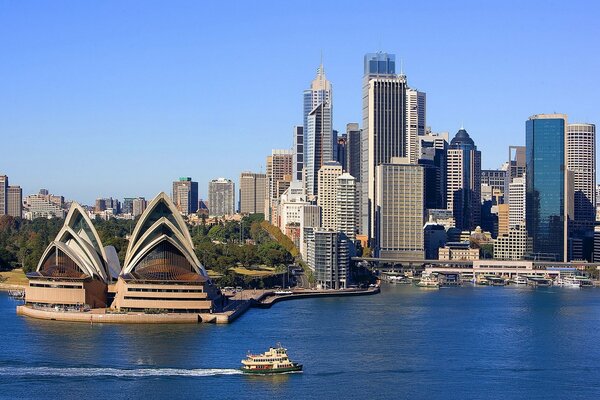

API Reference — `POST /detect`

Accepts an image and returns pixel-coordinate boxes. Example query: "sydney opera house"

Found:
[25,193,217,313]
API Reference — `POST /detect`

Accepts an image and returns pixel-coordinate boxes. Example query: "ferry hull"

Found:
[241,364,303,374]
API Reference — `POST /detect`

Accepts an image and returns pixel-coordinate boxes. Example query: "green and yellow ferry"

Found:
[241,344,303,374]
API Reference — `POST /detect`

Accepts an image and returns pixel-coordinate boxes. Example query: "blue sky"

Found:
[1,0,598,204]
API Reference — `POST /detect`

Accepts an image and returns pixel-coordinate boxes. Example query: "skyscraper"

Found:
[0,175,7,216]
[362,52,407,239]
[292,126,304,181]
[132,197,147,217]
[509,176,526,229]
[307,230,349,290]
[7,186,22,218]
[375,158,425,259]
[172,177,199,215]
[567,123,596,235]
[526,114,569,261]
[239,172,267,215]
[406,88,426,164]
[303,64,333,197]
[265,149,293,222]
[336,173,357,241]
[317,162,343,230]
[208,178,235,217]
[345,123,361,179]
[446,128,482,231]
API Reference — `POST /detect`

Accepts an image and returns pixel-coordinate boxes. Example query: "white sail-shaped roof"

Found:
[35,203,110,282]
[122,192,207,277]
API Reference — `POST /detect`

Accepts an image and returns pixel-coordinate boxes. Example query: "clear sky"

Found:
[1,0,598,204]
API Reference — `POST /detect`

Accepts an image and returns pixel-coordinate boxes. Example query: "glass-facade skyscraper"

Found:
[526,114,569,261]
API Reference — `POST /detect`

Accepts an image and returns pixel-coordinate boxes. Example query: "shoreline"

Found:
[15,286,380,325]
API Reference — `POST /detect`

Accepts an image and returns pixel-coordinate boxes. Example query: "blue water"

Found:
[1,285,600,399]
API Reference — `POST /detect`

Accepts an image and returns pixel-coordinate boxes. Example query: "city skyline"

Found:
[2,1,600,203]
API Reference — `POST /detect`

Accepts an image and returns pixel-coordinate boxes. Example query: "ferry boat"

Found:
[510,276,527,285]
[559,276,581,288]
[417,273,439,288]
[241,344,303,374]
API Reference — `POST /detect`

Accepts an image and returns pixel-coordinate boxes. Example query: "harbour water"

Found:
[1,285,600,399]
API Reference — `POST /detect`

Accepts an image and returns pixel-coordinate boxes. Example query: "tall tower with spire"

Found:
[303,62,333,197]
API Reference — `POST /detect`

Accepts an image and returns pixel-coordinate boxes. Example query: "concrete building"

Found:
[239,172,267,215]
[419,131,449,210]
[24,190,66,220]
[497,203,509,237]
[494,226,533,261]
[526,114,570,262]
[265,149,293,222]
[509,176,526,229]
[300,204,321,260]
[446,128,482,231]
[307,230,349,290]
[481,169,507,203]
[406,88,426,164]
[304,64,333,197]
[424,222,447,259]
[567,123,596,239]
[208,178,235,217]
[362,52,408,239]
[172,177,199,215]
[132,197,147,217]
[346,123,361,180]
[277,181,308,231]
[0,175,7,216]
[508,145,526,181]
[7,185,22,218]
[375,158,425,260]
[336,173,357,241]
[317,162,343,230]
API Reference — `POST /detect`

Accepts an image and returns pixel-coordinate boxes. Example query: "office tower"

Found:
[336,173,357,241]
[300,204,321,260]
[419,131,449,210]
[132,197,147,217]
[292,126,304,181]
[122,198,135,215]
[526,114,570,262]
[497,204,509,236]
[567,123,596,233]
[239,172,267,215]
[424,222,447,259]
[208,178,235,217]
[305,103,333,196]
[303,64,333,197]
[172,177,199,215]
[95,198,107,212]
[0,175,7,216]
[375,158,425,259]
[509,176,526,229]
[277,181,308,229]
[406,88,426,164]
[446,128,482,231]
[335,134,347,169]
[265,149,293,222]
[7,186,22,218]
[307,230,349,290]
[346,123,361,179]
[317,162,343,230]
[508,146,526,181]
[481,169,507,204]
[494,226,533,260]
[362,52,407,239]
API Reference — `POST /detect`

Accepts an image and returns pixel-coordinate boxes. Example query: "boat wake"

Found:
[0,366,242,378]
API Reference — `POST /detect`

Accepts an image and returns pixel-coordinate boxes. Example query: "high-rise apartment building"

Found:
[446,128,482,231]
[336,173,357,241]
[375,158,425,259]
[239,172,267,215]
[0,175,7,216]
[172,177,199,215]
[526,114,570,261]
[406,88,426,164]
[317,162,343,230]
[208,178,235,217]
[303,64,333,197]
[7,186,22,218]
[567,123,596,234]
[307,230,349,290]
[132,197,147,217]
[362,52,407,239]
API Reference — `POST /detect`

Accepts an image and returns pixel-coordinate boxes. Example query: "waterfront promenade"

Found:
[16,286,380,324]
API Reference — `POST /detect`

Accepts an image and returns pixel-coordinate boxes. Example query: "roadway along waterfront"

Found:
[1,284,600,399]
